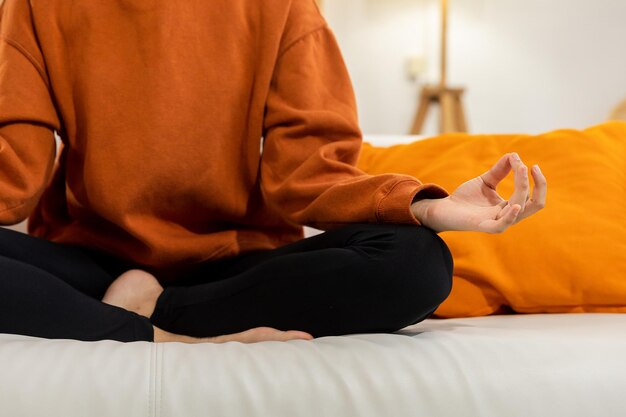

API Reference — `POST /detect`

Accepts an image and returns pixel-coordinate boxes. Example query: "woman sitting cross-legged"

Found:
[0,0,545,343]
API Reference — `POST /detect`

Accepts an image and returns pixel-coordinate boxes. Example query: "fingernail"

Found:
[534,165,542,174]
[512,153,521,161]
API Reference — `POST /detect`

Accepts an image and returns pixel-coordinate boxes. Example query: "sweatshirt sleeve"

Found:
[0,2,59,225]
[260,22,447,231]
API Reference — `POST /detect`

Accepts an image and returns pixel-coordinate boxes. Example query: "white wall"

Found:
[323,0,626,135]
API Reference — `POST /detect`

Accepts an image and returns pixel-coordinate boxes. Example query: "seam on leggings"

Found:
[343,224,399,256]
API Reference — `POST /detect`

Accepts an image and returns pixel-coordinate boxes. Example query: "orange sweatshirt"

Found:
[0,0,447,277]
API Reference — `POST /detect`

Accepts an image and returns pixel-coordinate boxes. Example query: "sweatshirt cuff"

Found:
[376,180,448,226]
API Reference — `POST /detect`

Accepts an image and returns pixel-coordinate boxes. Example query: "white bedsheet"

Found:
[1,313,625,417]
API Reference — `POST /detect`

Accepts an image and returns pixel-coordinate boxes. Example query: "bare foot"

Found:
[154,326,314,344]
[102,269,164,318]
[103,270,314,344]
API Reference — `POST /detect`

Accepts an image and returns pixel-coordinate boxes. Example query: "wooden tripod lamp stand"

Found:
[410,0,468,134]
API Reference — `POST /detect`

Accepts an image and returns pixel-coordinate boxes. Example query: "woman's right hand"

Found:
[411,153,547,234]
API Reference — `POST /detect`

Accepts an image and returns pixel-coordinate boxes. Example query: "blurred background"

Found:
[320,0,626,136]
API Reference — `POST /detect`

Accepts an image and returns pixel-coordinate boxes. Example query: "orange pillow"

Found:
[357,122,626,317]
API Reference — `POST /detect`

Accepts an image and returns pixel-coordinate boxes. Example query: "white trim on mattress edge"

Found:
[363,134,426,147]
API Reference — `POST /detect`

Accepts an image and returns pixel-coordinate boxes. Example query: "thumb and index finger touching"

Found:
[480,152,547,227]
[480,153,534,205]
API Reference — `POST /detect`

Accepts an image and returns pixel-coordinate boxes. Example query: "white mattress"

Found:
[2,313,625,417]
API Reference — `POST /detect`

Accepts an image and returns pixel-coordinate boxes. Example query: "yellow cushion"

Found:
[357,122,626,317]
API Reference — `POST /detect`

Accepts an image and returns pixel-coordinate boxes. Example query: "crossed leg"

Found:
[103,224,453,340]
[0,227,311,343]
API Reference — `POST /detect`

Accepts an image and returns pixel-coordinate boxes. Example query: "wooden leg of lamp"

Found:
[410,90,432,135]
[410,85,468,135]
[453,92,467,132]
[440,90,457,133]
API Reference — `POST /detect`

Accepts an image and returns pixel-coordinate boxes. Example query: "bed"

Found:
[1,134,625,416]
[1,314,625,416]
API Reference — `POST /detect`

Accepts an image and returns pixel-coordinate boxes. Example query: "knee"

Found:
[341,223,453,328]
[397,225,452,299]
[378,225,454,326]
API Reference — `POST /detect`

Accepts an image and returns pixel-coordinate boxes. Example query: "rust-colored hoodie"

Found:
[0,0,447,277]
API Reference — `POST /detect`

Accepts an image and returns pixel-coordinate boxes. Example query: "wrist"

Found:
[410,198,435,226]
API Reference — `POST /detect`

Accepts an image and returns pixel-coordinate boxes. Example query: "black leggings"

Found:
[0,224,453,343]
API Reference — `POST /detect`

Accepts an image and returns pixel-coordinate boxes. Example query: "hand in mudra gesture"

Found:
[411,153,547,233]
